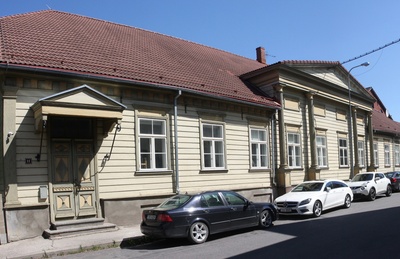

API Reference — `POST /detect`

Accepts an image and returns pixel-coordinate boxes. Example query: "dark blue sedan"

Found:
[140,190,278,244]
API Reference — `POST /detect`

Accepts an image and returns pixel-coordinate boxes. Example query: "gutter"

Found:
[174,90,181,194]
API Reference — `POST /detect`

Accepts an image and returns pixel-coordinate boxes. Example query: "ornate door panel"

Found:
[52,140,97,220]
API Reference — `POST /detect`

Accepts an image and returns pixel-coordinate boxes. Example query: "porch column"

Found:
[367,111,375,171]
[2,86,20,205]
[274,84,290,195]
[306,92,319,180]
[352,107,360,175]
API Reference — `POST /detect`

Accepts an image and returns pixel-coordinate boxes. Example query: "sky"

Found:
[2,1,400,120]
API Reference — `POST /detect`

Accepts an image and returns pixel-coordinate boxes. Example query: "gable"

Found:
[31,84,126,131]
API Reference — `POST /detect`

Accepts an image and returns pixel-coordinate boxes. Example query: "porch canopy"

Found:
[31,84,127,133]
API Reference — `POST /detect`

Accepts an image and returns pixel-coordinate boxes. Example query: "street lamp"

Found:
[348,62,369,178]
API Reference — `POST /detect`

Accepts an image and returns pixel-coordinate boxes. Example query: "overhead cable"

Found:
[341,38,400,65]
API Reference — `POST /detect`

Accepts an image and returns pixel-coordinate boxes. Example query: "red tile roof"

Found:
[367,88,400,135]
[0,10,279,108]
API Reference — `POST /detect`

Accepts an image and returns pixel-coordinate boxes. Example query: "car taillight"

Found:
[392,178,397,183]
[157,213,173,222]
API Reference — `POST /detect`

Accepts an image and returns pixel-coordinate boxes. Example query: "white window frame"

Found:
[395,144,400,166]
[288,132,301,168]
[373,142,379,167]
[384,143,391,167]
[339,138,348,167]
[358,140,365,168]
[250,128,269,169]
[201,123,225,169]
[316,135,328,167]
[138,118,168,171]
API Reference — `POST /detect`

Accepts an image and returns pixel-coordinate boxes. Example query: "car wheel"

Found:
[368,188,376,201]
[312,200,322,217]
[188,221,209,244]
[259,209,272,228]
[344,194,351,208]
[386,185,392,197]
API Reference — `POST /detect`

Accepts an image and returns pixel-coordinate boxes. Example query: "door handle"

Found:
[230,207,237,211]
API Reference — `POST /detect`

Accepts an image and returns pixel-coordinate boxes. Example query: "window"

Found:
[339,138,348,167]
[288,132,301,168]
[202,192,224,207]
[202,123,225,169]
[316,136,327,167]
[373,142,379,167]
[384,144,391,166]
[221,191,246,206]
[250,128,269,168]
[139,118,167,170]
[395,144,400,166]
[358,140,365,168]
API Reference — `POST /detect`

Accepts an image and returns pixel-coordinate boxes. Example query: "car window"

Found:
[158,195,191,209]
[325,182,333,190]
[376,173,384,179]
[292,182,324,192]
[221,192,246,205]
[386,172,394,177]
[202,192,224,207]
[333,181,347,188]
[200,196,209,208]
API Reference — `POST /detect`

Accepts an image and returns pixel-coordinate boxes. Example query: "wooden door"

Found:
[52,140,97,220]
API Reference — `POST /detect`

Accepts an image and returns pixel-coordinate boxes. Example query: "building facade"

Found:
[0,10,279,243]
[0,10,398,243]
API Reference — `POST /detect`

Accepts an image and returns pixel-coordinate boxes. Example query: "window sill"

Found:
[135,170,173,176]
[249,168,271,173]
[199,169,228,174]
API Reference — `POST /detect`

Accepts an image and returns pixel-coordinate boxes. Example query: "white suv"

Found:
[347,172,392,201]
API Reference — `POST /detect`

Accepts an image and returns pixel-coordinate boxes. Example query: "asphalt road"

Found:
[57,192,400,259]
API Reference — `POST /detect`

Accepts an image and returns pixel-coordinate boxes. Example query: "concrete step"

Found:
[43,218,118,240]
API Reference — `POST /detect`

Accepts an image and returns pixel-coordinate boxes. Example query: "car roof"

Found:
[301,179,345,183]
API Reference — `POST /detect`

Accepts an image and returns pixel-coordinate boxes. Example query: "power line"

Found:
[341,38,400,65]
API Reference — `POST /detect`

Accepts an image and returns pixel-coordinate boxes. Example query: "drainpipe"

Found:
[271,111,277,186]
[174,90,182,194]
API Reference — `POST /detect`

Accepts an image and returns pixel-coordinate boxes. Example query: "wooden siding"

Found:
[15,91,49,204]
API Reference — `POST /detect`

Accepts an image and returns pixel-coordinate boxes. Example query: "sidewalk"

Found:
[0,224,143,259]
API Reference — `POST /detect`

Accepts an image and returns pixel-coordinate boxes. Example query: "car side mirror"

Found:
[326,187,332,192]
[375,177,380,181]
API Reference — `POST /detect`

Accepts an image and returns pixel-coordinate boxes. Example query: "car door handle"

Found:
[203,209,210,213]
[230,207,237,211]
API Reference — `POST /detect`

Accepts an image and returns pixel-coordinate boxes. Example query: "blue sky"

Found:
[2,1,400,120]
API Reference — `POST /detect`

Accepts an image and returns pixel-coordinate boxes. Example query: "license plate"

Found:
[147,214,156,220]
[281,208,291,213]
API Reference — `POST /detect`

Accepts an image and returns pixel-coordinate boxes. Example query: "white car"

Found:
[274,179,353,217]
[347,172,392,201]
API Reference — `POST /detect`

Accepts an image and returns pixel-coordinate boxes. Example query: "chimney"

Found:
[256,46,266,64]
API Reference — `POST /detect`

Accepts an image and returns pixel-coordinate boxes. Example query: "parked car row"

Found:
[140,172,395,244]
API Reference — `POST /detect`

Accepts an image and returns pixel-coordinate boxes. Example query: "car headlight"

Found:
[299,198,312,206]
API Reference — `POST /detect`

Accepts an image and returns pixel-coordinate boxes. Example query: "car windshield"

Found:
[352,174,373,181]
[292,182,324,192]
[157,195,191,209]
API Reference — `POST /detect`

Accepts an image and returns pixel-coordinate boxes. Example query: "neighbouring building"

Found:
[367,87,400,172]
[242,61,376,193]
